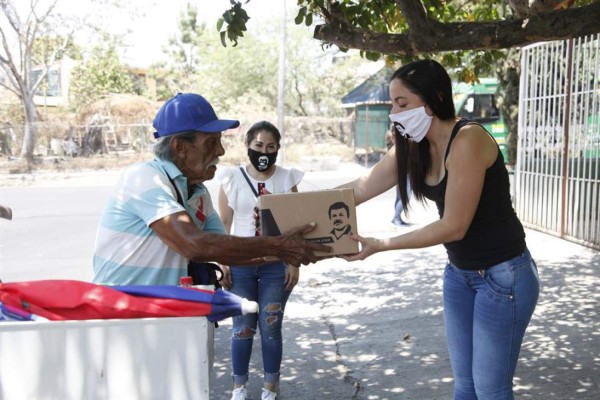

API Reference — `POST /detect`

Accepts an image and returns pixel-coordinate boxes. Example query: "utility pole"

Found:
[277,0,286,164]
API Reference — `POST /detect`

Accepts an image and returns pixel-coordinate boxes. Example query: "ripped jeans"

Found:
[229,261,291,386]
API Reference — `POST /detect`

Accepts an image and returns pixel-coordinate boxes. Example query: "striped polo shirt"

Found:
[92,158,225,285]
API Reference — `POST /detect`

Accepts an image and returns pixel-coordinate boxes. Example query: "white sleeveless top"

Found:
[216,165,304,237]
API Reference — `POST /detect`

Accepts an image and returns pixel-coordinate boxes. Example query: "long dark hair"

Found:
[391,59,456,211]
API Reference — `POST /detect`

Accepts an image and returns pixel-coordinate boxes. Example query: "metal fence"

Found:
[516,34,599,249]
[0,121,155,157]
[0,116,353,159]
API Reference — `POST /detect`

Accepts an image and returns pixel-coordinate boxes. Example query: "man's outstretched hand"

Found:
[275,222,332,266]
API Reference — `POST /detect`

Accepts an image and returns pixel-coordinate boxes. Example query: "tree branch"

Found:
[507,0,530,18]
[531,0,569,14]
[2,0,22,36]
[0,20,26,95]
[29,29,74,98]
[314,1,600,56]
[0,78,20,98]
[395,0,430,32]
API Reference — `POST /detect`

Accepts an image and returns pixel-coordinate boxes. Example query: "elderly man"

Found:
[93,93,329,286]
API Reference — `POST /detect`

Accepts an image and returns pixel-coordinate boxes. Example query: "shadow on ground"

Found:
[211,234,599,399]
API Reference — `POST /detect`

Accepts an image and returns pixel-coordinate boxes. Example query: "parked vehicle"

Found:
[453,78,508,161]
[346,75,511,164]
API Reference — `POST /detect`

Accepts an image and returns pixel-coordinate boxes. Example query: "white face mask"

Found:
[389,106,433,143]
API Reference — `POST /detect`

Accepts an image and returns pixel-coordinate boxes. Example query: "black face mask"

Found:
[248,148,278,171]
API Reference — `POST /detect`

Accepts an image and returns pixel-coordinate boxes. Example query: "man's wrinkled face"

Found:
[175,132,225,184]
[330,208,349,230]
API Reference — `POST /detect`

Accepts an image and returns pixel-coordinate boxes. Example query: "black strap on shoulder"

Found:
[167,174,184,206]
[156,160,184,206]
[444,119,472,163]
[157,162,222,295]
[445,118,498,163]
[239,167,260,197]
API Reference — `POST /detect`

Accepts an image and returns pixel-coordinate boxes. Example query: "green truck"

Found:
[453,78,508,160]
[584,113,599,159]
[352,78,509,162]
[453,78,599,161]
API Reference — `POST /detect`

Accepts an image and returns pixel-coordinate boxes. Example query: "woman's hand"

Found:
[339,234,383,261]
[218,264,232,290]
[284,264,299,291]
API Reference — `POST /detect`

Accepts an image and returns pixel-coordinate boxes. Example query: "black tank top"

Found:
[422,119,526,270]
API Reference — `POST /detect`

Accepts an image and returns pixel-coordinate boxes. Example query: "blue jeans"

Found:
[443,250,539,400]
[392,181,411,224]
[229,262,291,386]
[393,190,404,221]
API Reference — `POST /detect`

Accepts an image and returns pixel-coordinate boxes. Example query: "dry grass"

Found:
[0,135,355,178]
[0,98,357,179]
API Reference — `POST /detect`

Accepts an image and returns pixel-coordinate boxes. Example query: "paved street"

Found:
[1,163,599,399]
[209,208,600,399]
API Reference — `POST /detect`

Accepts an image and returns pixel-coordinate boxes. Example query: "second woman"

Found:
[217,120,303,400]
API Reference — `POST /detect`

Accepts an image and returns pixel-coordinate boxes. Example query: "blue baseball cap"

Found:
[153,93,240,139]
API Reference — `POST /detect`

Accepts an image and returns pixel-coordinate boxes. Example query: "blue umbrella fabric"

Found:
[0,301,48,321]
[113,285,257,323]
[207,289,259,322]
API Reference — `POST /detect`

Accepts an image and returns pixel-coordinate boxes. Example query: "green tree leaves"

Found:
[217,1,250,47]
[70,39,133,110]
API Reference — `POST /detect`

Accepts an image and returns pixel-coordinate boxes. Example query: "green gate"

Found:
[354,103,391,153]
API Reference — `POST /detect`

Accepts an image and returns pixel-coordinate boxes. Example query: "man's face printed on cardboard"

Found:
[329,208,349,230]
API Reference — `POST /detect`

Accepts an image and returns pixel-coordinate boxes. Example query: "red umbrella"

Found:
[0,280,253,322]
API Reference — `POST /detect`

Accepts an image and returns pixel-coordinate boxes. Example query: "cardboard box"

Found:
[259,188,359,256]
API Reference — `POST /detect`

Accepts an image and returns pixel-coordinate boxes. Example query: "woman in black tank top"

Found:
[338,60,539,400]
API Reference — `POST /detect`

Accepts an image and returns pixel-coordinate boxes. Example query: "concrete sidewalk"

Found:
[210,206,600,399]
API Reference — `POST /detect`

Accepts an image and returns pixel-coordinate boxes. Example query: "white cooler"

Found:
[0,316,214,399]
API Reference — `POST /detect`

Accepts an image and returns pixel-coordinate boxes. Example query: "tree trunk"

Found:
[81,126,109,157]
[496,49,521,166]
[20,97,38,170]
